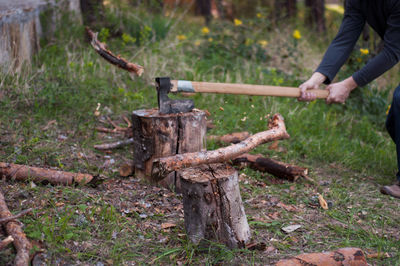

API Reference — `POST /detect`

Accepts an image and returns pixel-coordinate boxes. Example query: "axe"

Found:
[156,77,329,114]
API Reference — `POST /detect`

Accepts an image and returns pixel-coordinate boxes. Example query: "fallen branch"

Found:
[152,114,289,180]
[276,247,367,266]
[0,163,93,185]
[0,190,32,266]
[231,153,310,182]
[86,27,144,76]
[94,138,134,150]
[207,131,250,144]
[0,208,33,224]
[0,236,14,251]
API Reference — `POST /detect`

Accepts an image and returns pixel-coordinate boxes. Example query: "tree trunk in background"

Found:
[274,0,297,22]
[305,0,326,33]
[80,0,104,27]
[196,0,212,25]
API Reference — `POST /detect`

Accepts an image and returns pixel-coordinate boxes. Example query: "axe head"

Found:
[156,77,194,114]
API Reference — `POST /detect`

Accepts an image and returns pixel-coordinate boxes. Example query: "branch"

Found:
[0,190,32,265]
[152,114,290,180]
[94,138,134,150]
[0,208,33,224]
[86,27,144,76]
[0,163,93,185]
[0,236,14,251]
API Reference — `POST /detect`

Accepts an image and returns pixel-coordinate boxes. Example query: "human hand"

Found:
[326,77,357,104]
[298,72,326,101]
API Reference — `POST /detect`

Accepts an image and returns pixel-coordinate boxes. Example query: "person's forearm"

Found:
[342,76,358,91]
[310,72,327,85]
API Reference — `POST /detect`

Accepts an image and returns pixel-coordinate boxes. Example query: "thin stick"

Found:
[0,236,14,250]
[94,138,134,150]
[0,208,34,224]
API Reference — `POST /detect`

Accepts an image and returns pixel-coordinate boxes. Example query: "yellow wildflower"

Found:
[194,40,201,46]
[245,38,253,46]
[356,57,362,63]
[234,18,243,26]
[201,27,210,34]
[208,37,213,42]
[387,104,391,115]
[258,40,268,47]
[293,30,301,40]
[360,48,369,55]
[257,13,263,18]
[177,35,187,41]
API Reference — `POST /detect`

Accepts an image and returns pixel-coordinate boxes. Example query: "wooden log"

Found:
[180,164,250,249]
[152,114,289,181]
[0,236,14,251]
[0,163,93,185]
[275,247,367,266]
[132,109,206,189]
[232,154,308,182]
[207,131,250,144]
[86,27,144,76]
[0,190,32,266]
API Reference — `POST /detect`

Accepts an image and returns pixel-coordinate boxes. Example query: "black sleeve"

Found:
[315,0,365,84]
[352,3,400,86]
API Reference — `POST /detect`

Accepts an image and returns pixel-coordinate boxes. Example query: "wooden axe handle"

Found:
[170,80,329,99]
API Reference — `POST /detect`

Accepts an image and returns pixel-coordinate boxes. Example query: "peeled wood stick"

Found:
[207,131,251,144]
[0,190,32,266]
[232,154,309,182]
[152,114,289,180]
[0,236,14,250]
[94,138,134,150]
[0,208,33,224]
[86,27,144,76]
[0,163,93,185]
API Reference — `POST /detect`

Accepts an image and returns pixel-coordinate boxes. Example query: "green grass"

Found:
[1,2,399,265]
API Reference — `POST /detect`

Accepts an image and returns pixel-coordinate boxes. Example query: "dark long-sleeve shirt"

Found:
[316,0,400,87]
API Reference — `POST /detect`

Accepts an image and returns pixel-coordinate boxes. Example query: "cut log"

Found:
[94,138,134,150]
[0,190,32,266]
[275,247,367,266]
[152,114,289,181]
[132,109,206,189]
[86,27,144,76]
[232,154,308,182]
[180,164,250,249]
[207,131,250,144]
[0,208,33,224]
[0,163,93,185]
[0,235,14,251]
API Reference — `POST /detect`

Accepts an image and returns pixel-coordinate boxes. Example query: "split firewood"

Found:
[231,153,310,182]
[275,247,367,266]
[207,131,250,144]
[152,114,289,181]
[0,162,93,185]
[94,138,134,150]
[0,208,33,224]
[86,27,144,76]
[0,236,14,251]
[0,190,32,266]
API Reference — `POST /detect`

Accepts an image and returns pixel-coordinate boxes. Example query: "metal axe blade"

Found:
[156,77,195,114]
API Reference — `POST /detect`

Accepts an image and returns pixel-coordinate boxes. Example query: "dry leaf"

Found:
[161,223,177,229]
[277,202,298,212]
[318,194,329,210]
[367,252,390,259]
[219,106,224,111]
[282,224,302,233]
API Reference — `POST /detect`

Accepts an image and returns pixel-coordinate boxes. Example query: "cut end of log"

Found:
[73,173,94,185]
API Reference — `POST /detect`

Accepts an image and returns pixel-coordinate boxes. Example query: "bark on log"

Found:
[152,114,289,181]
[0,190,32,266]
[132,109,206,189]
[0,163,93,185]
[94,138,134,150]
[86,27,144,76]
[0,236,14,251]
[232,154,308,182]
[0,208,33,224]
[180,164,250,249]
[275,247,367,266]
[207,131,250,144]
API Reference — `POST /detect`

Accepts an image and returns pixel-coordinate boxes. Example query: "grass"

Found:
[1,2,400,265]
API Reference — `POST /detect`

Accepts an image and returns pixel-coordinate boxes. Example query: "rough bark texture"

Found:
[86,27,144,76]
[0,162,93,185]
[275,247,367,266]
[180,164,250,249]
[232,153,308,182]
[132,109,206,189]
[152,114,289,181]
[0,190,32,266]
[207,131,250,144]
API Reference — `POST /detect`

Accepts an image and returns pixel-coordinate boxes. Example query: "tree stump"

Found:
[179,163,251,249]
[132,108,206,190]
